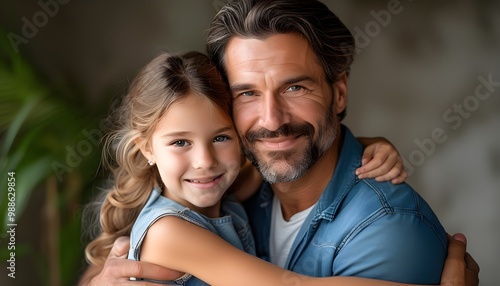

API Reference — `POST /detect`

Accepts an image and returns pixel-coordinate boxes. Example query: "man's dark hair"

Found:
[206,0,356,121]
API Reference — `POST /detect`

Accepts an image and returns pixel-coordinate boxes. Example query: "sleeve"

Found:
[333,212,447,284]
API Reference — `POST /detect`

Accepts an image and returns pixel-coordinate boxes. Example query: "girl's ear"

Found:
[135,137,154,163]
[332,72,348,115]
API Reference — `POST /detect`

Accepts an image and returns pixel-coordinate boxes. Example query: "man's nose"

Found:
[259,93,290,131]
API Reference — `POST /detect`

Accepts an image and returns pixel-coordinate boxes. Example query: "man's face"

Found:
[225,33,345,183]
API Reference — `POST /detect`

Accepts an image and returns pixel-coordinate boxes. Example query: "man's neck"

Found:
[271,133,342,221]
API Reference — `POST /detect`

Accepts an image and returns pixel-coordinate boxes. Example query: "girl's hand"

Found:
[356,137,407,184]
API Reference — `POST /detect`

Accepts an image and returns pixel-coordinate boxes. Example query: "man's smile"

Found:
[256,135,304,151]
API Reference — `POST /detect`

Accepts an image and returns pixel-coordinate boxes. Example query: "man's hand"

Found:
[441,233,480,286]
[79,236,183,286]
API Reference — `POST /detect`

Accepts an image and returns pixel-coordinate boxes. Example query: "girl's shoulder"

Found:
[140,216,201,282]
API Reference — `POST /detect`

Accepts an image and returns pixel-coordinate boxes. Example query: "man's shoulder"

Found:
[324,178,447,251]
[337,178,444,234]
[326,177,440,227]
[351,178,420,210]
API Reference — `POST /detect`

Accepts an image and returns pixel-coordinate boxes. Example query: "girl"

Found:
[85,51,447,286]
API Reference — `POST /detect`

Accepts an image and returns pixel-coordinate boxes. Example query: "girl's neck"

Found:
[162,188,222,218]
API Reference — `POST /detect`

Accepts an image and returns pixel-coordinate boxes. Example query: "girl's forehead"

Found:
[173,93,229,115]
[154,93,233,133]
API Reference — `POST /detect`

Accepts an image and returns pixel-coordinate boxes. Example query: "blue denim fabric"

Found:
[243,125,447,284]
[128,188,255,285]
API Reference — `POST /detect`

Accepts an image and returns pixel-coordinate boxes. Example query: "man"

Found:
[208,0,445,283]
[79,0,479,285]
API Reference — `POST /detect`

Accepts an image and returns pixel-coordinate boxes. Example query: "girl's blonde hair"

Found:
[85,51,233,266]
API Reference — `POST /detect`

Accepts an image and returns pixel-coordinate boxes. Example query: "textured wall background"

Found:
[1,0,498,285]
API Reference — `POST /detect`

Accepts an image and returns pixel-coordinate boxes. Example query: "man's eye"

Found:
[172,140,189,147]
[286,85,303,92]
[241,91,255,96]
[214,136,229,142]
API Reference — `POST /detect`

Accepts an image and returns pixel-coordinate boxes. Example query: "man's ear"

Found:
[135,137,154,163]
[332,72,348,115]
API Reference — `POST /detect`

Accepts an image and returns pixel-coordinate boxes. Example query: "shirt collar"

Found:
[312,125,362,222]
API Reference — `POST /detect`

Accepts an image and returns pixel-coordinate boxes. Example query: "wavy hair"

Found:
[206,0,355,121]
[85,51,232,266]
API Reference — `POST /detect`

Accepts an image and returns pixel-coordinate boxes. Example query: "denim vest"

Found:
[243,125,448,284]
[128,188,255,285]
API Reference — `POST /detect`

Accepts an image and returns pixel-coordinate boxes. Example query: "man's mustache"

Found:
[245,123,314,142]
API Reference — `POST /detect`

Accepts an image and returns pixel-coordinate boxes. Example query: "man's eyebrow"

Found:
[229,83,254,93]
[229,76,316,93]
[282,75,315,85]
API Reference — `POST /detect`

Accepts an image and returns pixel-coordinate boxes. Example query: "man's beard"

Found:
[242,110,338,184]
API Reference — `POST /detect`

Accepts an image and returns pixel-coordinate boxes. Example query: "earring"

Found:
[148,160,154,166]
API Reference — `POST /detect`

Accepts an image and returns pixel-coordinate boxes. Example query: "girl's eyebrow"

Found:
[161,126,234,138]
[161,131,191,138]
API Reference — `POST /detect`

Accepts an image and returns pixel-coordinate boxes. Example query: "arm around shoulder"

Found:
[139,216,454,286]
[140,215,300,285]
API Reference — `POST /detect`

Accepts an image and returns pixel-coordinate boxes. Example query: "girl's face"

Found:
[143,93,241,218]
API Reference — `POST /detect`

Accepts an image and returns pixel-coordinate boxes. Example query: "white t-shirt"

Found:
[269,195,316,268]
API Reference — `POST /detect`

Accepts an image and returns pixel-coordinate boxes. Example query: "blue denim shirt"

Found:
[243,126,447,284]
[129,188,255,285]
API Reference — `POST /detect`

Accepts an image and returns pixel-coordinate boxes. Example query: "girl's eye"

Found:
[172,140,189,147]
[214,135,229,142]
